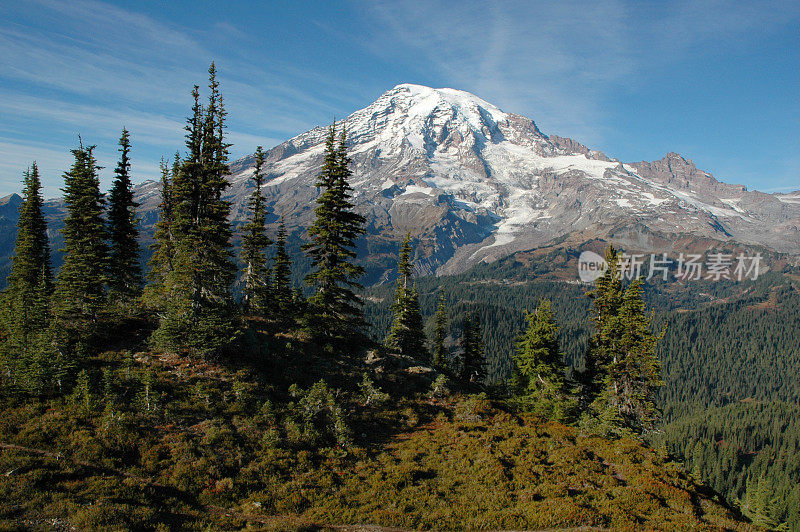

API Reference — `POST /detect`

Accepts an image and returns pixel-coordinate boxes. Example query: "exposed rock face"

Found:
[8,83,800,280]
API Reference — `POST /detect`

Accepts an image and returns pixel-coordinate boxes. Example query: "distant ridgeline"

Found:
[364,255,800,408]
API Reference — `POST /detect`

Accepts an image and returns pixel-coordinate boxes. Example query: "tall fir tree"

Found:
[153,64,238,357]
[385,234,427,360]
[107,128,142,303]
[272,216,295,318]
[581,245,624,404]
[511,299,575,421]
[460,313,486,385]
[142,157,177,310]
[431,289,449,370]
[581,246,664,438]
[588,278,664,438]
[303,123,366,343]
[52,142,109,352]
[240,145,271,313]
[0,163,53,393]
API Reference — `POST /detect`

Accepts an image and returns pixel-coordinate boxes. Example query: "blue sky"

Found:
[1,0,798,197]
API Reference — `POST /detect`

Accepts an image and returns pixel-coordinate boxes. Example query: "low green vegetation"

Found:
[309,407,755,530]
[363,256,800,528]
[0,346,755,530]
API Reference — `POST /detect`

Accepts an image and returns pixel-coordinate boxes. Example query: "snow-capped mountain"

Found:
[204,83,800,274]
[5,83,800,279]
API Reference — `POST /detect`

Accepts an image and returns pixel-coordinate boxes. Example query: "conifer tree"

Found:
[52,142,108,348]
[153,64,238,357]
[590,278,664,437]
[406,283,425,349]
[581,245,664,438]
[272,216,295,318]
[460,314,486,385]
[291,286,307,318]
[303,124,366,343]
[431,289,449,370]
[0,163,52,392]
[511,299,575,421]
[107,128,142,303]
[142,157,176,310]
[240,145,271,313]
[581,245,624,404]
[385,234,427,360]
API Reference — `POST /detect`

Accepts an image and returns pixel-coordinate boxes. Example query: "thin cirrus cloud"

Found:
[1,0,797,196]
[356,0,798,127]
[0,94,186,147]
[355,0,633,145]
[1,4,205,195]
[0,0,337,196]
[0,94,283,166]
[0,138,163,193]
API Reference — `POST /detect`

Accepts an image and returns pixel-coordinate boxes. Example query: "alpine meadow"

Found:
[1,2,799,530]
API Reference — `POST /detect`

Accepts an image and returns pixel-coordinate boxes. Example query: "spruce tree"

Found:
[0,163,52,392]
[460,314,486,385]
[52,143,109,350]
[590,278,664,437]
[107,128,142,303]
[581,245,624,404]
[5,163,52,318]
[272,216,295,318]
[581,246,664,438]
[385,234,427,360]
[431,289,449,370]
[303,123,366,343]
[511,299,575,421]
[240,145,271,313]
[142,157,176,310]
[406,284,425,351]
[153,64,238,357]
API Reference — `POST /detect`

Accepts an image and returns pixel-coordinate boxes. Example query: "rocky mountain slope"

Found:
[3,83,799,277]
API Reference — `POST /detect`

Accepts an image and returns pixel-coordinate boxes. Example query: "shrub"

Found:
[427,374,450,400]
[454,393,492,422]
[71,369,93,414]
[287,380,352,449]
[358,373,389,406]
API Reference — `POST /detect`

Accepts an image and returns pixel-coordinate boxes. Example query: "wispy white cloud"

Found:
[355,0,631,144]
[0,0,357,195]
[0,140,74,195]
[27,0,206,56]
[641,0,800,55]
[0,94,186,147]
[1,0,797,196]
[354,0,799,151]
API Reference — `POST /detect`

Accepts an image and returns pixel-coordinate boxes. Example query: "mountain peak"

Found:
[0,193,22,208]
[162,84,800,279]
[367,83,510,133]
[387,83,502,109]
[330,83,521,168]
[663,151,695,167]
